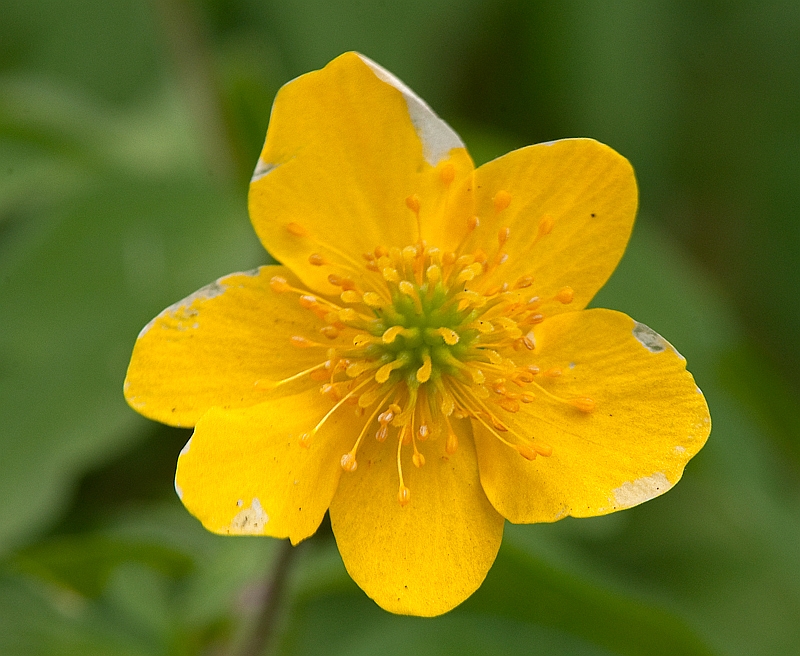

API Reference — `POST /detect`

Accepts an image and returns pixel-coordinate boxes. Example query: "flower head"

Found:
[124,53,710,616]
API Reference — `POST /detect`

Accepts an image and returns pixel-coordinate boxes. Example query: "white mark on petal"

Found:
[174,478,183,500]
[358,54,464,165]
[613,472,672,509]
[251,158,277,182]
[179,437,193,456]
[230,498,268,534]
[674,445,686,454]
[633,322,667,353]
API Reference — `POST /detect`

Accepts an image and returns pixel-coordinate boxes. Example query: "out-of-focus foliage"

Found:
[1,0,798,654]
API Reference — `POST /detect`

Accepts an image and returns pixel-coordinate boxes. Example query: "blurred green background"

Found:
[2,0,799,654]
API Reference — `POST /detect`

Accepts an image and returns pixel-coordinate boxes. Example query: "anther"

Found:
[320,325,339,339]
[412,452,425,468]
[555,286,574,304]
[569,396,596,413]
[445,428,458,454]
[405,194,421,214]
[537,214,554,238]
[299,432,312,448]
[467,216,480,231]
[341,290,362,304]
[514,275,534,289]
[308,253,327,266]
[493,190,512,212]
[269,276,290,293]
[498,226,510,246]
[362,292,383,308]
[398,485,411,506]
[290,335,317,348]
[286,222,309,237]
[340,453,358,472]
[440,161,456,185]
[542,367,562,377]
[516,444,537,460]
[418,424,430,440]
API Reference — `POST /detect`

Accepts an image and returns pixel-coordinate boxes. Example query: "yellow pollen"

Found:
[555,286,574,304]
[493,190,512,212]
[440,161,456,185]
[308,253,327,266]
[269,276,290,293]
[286,222,309,237]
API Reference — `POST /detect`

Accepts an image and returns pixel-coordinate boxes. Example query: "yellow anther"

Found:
[467,216,480,231]
[533,442,553,457]
[341,290,361,304]
[445,428,458,454]
[269,276,290,293]
[426,265,441,284]
[286,222,309,237]
[308,253,327,266]
[555,286,574,304]
[346,361,370,377]
[570,397,596,413]
[290,335,316,348]
[498,226,510,246]
[376,425,389,442]
[485,350,503,365]
[382,325,405,344]
[320,325,339,339]
[405,194,421,214]
[398,280,416,296]
[440,161,456,185]
[338,308,359,323]
[416,352,432,383]
[418,424,430,440]
[495,317,518,332]
[382,267,400,282]
[340,453,358,472]
[398,485,411,506]
[543,367,562,377]
[412,452,425,468]
[362,292,383,307]
[438,327,460,345]
[516,444,537,460]
[442,251,457,265]
[537,214,554,238]
[493,190,512,212]
[514,275,534,289]
[520,392,535,403]
[299,432,312,448]
[455,262,483,284]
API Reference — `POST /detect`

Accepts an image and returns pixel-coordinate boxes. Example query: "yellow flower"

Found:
[124,52,710,616]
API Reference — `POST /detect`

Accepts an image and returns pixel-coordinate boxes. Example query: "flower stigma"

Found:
[266,196,596,507]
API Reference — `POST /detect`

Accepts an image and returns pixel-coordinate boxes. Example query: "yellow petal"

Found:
[329,418,504,616]
[124,265,331,427]
[175,387,357,544]
[249,51,473,294]
[460,139,637,310]
[473,309,710,524]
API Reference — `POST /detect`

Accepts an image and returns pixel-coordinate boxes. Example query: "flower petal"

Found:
[124,265,331,427]
[248,51,473,294]
[329,418,504,616]
[460,139,637,310]
[474,309,710,524]
[175,387,357,544]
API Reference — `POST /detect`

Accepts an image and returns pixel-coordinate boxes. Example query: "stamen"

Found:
[555,286,574,304]
[493,190,512,212]
[308,253,328,266]
[286,222,309,237]
[269,276,291,293]
[537,214,554,239]
[440,161,456,185]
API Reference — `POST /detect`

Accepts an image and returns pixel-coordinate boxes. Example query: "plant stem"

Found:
[239,540,296,656]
